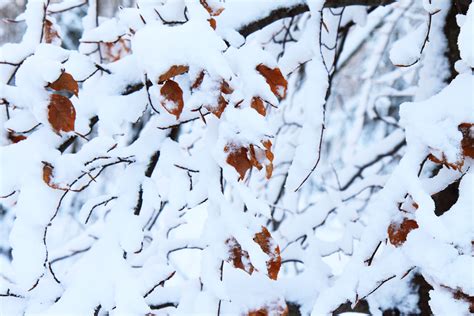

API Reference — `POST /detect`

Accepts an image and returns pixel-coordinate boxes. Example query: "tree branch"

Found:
[238,0,395,38]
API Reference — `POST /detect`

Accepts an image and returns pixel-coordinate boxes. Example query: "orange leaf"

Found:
[205,94,228,118]
[158,65,189,84]
[43,19,60,44]
[225,145,252,180]
[225,237,255,275]
[459,123,474,159]
[256,64,287,100]
[253,227,281,280]
[160,80,184,119]
[251,97,266,116]
[42,162,66,190]
[208,18,217,30]
[8,131,26,143]
[248,301,288,316]
[388,218,419,247]
[199,0,224,16]
[191,71,205,90]
[48,72,79,97]
[48,94,76,133]
[220,80,233,95]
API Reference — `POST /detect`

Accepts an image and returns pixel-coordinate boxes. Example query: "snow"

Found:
[458,4,474,68]
[1,0,472,315]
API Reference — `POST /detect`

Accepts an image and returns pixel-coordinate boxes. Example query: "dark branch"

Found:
[238,0,395,38]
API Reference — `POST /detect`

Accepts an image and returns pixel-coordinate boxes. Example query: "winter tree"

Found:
[0,0,472,315]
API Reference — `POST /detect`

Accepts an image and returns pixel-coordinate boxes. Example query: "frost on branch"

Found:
[0,0,473,315]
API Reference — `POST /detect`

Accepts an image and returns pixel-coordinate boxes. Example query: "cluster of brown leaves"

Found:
[387,217,419,247]
[225,140,274,181]
[225,226,281,280]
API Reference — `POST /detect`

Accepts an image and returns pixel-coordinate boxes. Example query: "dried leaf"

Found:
[251,97,266,116]
[262,140,274,179]
[208,18,216,30]
[158,65,189,84]
[8,131,26,143]
[42,162,66,190]
[253,227,281,280]
[205,94,228,118]
[248,301,288,316]
[200,0,224,16]
[388,218,419,247]
[225,144,252,180]
[427,153,462,171]
[220,80,233,95]
[48,72,79,96]
[256,64,287,100]
[249,144,263,170]
[160,80,184,119]
[43,19,60,44]
[191,71,205,90]
[459,123,474,159]
[225,237,254,275]
[102,38,131,62]
[48,94,76,133]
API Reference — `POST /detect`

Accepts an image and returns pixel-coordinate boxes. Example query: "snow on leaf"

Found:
[225,236,255,275]
[48,72,79,97]
[387,218,419,247]
[256,64,287,100]
[160,79,184,119]
[48,94,76,133]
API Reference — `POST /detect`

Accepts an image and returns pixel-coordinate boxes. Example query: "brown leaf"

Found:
[42,162,66,190]
[427,153,462,171]
[251,97,266,116]
[256,64,287,100]
[48,72,79,97]
[200,0,224,16]
[191,71,205,90]
[262,140,274,179]
[248,301,288,316]
[8,131,26,143]
[208,18,216,30]
[388,218,419,247]
[102,38,131,62]
[48,94,76,133]
[43,19,60,44]
[220,80,233,95]
[225,237,255,275]
[253,226,281,280]
[225,145,252,180]
[205,94,228,118]
[459,123,474,159]
[249,144,263,170]
[160,80,184,119]
[158,65,189,84]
